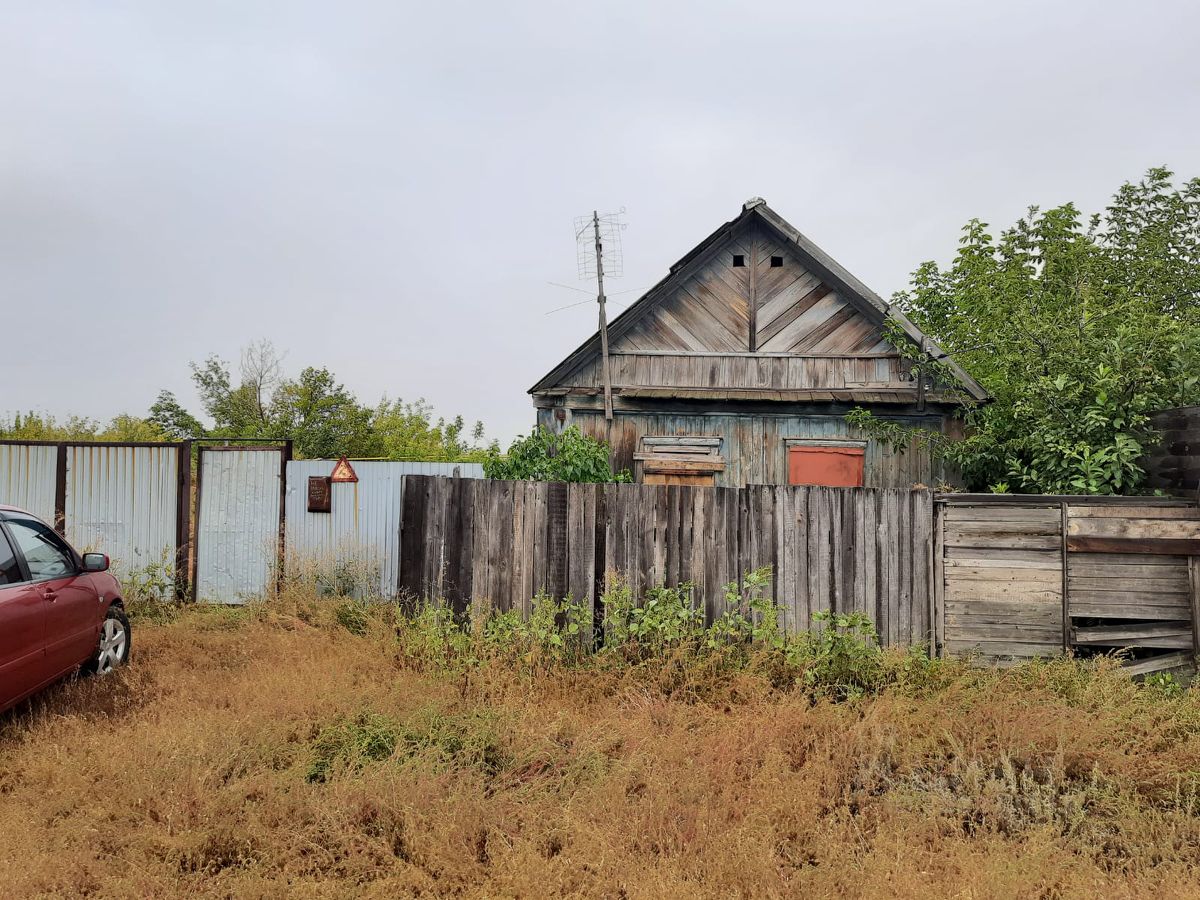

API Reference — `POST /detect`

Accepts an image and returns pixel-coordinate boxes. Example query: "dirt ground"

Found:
[2,600,1199,899]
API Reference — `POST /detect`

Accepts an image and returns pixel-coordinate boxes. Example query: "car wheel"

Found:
[84,606,131,675]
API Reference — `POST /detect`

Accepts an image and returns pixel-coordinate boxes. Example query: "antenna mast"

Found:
[593,212,613,420]
[575,209,625,422]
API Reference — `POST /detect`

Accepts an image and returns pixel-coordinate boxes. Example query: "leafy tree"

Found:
[0,411,166,442]
[371,398,493,462]
[850,167,1200,494]
[159,342,494,461]
[484,425,630,483]
[189,340,283,437]
[271,367,378,459]
[5,339,494,462]
[148,391,206,440]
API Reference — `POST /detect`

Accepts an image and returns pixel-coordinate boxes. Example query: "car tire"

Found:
[82,606,131,676]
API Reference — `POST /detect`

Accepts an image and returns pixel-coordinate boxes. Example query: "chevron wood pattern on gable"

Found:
[610,236,751,353]
[752,225,891,354]
[608,224,890,357]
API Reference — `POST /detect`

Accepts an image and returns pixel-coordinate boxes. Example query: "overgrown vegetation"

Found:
[850,167,1200,494]
[3,338,497,462]
[1,585,1197,898]
[375,568,976,703]
[484,424,631,482]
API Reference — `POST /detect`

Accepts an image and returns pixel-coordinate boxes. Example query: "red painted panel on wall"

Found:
[787,446,864,487]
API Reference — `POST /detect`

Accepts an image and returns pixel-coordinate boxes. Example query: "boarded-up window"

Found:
[636,436,724,487]
[786,441,865,487]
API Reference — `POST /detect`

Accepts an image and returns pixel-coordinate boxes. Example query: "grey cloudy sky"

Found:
[3,1,1198,443]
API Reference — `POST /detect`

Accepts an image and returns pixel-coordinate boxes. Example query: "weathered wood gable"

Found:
[532,199,987,404]
[609,220,889,357]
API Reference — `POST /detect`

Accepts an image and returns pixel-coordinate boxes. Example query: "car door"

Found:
[0,526,46,711]
[3,515,99,677]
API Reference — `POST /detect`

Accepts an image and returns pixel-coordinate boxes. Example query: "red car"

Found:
[0,505,130,714]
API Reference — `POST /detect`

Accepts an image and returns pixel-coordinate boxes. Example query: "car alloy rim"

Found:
[97,618,127,674]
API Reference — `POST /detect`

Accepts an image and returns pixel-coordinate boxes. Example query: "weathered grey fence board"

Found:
[399,476,935,646]
[938,496,1200,668]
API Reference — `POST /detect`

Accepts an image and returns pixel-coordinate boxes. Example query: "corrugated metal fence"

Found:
[194,447,286,604]
[64,444,184,577]
[0,440,189,596]
[0,443,58,523]
[285,460,483,598]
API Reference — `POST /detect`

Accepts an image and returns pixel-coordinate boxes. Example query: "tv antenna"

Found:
[574,208,626,420]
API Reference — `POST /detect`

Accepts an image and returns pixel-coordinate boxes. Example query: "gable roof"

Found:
[530,198,989,403]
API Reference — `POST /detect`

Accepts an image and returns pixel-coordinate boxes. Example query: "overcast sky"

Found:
[3,1,1198,443]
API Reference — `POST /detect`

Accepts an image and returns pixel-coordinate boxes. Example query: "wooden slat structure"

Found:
[399,480,1199,670]
[1143,406,1200,498]
[530,199,987,490]
[935,495,1200,673]
[399,476,933,646]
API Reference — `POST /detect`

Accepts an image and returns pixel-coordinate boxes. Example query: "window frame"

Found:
[0,515,80,585]
[0,524,27,587]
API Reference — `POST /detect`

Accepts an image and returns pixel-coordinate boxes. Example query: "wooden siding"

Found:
[398,476,934,648]
[538,407,952,489]
[563,351,909,392]
[531,200,990,403]
[936,497,1200,672]
[940,503,1064,662]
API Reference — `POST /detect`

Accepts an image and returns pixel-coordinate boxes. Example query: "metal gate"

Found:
[0,442,58,523]
[194,445,289,604]
[64,443,188,591]
[0,440,190,596]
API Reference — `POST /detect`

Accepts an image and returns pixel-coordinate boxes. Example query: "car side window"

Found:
[0,528,23,585]
[4,518,76,581]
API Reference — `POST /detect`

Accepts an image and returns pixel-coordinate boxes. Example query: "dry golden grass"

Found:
[2,598,1200,899]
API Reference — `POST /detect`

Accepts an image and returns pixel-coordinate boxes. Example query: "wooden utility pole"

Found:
[593,210,614,420]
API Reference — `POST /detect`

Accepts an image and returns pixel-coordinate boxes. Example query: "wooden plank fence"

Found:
[397,478,1200,668]
[398,476,934,646]
[936,495,1200,673]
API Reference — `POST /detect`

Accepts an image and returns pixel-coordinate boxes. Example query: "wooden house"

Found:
[530,199,989,488]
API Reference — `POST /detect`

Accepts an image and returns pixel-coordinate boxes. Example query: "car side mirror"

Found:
[82,553,110,573]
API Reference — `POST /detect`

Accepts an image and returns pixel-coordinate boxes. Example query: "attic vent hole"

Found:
[732,254,745,267]
[770,256,783,267]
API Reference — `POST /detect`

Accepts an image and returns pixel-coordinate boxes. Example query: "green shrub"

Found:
[333,599,370,636]
[307,712,401,783]
[792,611,885,700]
[484,425,631,483]
[1144,671,1185,698]
[306,708,507,783]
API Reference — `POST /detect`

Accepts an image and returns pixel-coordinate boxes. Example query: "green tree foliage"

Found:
[0,411,166,442]
[484,425,630,482]
[372,399,496,462]
[4,340,492,461]
[852,167,1200,494]
[169,340,492,461]
[189,339,284,437]
[147,391,206,440]
[271,367,378,460]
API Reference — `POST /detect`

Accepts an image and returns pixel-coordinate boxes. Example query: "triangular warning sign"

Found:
[330,456,358,483]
